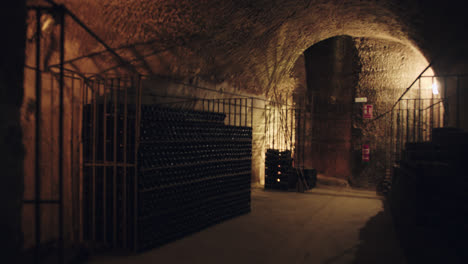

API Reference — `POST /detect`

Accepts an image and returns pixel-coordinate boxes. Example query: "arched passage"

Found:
[292,35,434,188]
[9,1,468,262]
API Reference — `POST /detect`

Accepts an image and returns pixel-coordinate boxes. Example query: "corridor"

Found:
[87,186,405,264]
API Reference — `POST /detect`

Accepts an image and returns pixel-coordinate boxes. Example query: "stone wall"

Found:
[351,37,433,188]
[301,36,433,187]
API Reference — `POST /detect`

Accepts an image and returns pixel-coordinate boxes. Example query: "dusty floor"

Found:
[87,185,406,264]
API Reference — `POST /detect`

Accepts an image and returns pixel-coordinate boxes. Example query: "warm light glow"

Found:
[41,15,54,32]
[277,178,281,182]
[277,171,281,175]
[432,81,439,95]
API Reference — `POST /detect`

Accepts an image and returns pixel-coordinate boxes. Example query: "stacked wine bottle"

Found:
[264,149,295,190]
[83,104,252,252]
[82,103,138,249]
[137,105,252,251]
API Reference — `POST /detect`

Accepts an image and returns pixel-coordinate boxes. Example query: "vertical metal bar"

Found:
[250,98,253,128]
[102,80,107,244]
[269,106,272,149]
[397,102,400,159]
[456,76,460,128]
[112,79,117,246]
[277,106,280,150]
[289,108,294,151]
[234,99,237,126]
[34,9,42,264]
[297,109,301,166]
[413,99,416,142]
[228,99,231,125]
[291,108,297,162]
[285,106,288,149]
[264,105,267,149]
[134,76,142,251]
[422,100,425,141]
[218,99,220,113]
[123,78,129,248]
[50,73,54,238]
[70,74,77,243]
[390,109,394,165]
[239,98,243,127]
[58,9,65,262]
[401,101,405,152]
[91,80,97,243]
[418,79,422,141]
[270,106,273,148]
[427,100,430,140]
[79,78,85,243]
[245,98,248,127]
[431,88,434,140]
[280,106,283,150]
[274,105,277,149]
[266,106,269,148]
[270,106,276,149]
[424,100,428,141]
[302,108,306,166]
[301,108,304,166]
[438,97,442,128]
[406,100,409,144]
[283,106,287,150]
[422,100,426,141]
[443,77,448,127]
[279,105,282,150]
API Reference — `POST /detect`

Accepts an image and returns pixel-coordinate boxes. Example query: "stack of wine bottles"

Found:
[137,105,251,251]
[264,149,295,190]
[82,103,137,249]
[83,104,252,252]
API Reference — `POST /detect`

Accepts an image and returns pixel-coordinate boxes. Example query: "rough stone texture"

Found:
[24,0,431,94]
[302,35,433,187]
[0,1,26,262]
[351,37,434,188]
[25,0,468,108]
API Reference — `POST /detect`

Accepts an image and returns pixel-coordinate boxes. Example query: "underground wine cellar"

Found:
[2,0,468,263]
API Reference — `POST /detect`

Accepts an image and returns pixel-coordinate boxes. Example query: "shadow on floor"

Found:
[352,200,467,264]
[390,204,466,264]
[351,202,406,264]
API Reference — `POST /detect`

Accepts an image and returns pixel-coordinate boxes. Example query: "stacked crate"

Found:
[264,149,295,190]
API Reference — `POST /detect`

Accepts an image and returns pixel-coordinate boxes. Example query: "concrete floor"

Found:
[87,185,406,264]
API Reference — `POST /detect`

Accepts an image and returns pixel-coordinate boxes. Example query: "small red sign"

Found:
[362,144,370,162]
[363,104,373,119]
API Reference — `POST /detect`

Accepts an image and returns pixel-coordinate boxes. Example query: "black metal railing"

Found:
[381,74,465,186]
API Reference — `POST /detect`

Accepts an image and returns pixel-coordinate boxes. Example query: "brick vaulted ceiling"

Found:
[27,0,467,95]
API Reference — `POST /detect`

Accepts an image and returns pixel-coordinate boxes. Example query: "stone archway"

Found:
[295,35,434,188]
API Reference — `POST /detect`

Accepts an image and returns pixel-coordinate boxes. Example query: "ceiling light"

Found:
[432,82,439,95]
